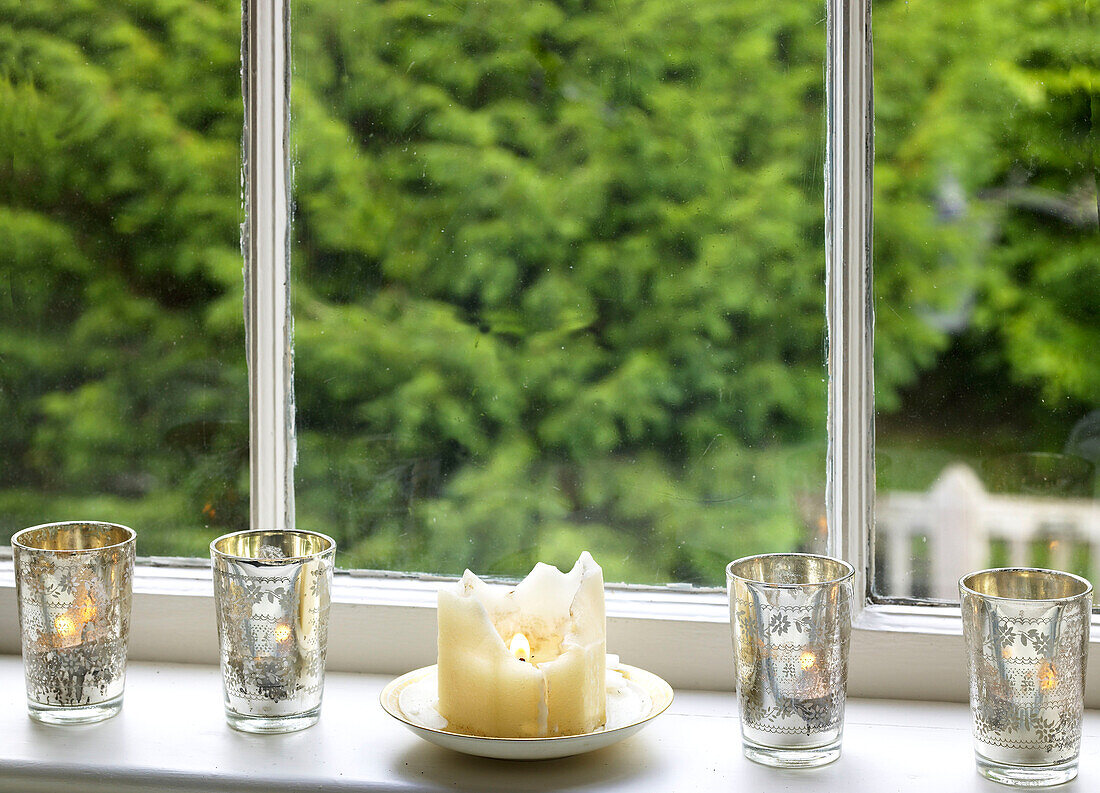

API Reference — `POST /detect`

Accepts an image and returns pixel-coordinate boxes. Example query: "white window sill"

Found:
[1,657,1097,792]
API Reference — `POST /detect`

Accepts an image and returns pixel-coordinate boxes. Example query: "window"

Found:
[288,0,829,585]
[870,0,1099,605]
[0,0,247,553]
[3,2,833,590]
[3,0,1090,697]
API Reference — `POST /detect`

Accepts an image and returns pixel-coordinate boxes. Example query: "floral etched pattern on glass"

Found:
[727,553,854,769]
[13,521,136,725]
[961,568,1091,787]
[211,529,336,733]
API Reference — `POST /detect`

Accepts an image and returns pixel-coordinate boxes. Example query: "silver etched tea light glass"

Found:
[960,568,1092,787]
[211,529,336,733]
[13,521,136,725]
[727,553,854,768]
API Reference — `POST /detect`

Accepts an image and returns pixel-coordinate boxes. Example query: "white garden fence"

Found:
[876,464,1100,600]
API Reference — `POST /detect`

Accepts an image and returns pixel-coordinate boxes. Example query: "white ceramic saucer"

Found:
[380,661,673,760]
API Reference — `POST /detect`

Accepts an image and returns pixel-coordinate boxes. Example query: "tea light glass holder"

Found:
[960,567,1092,787]
[211,529,336,733]
[13,521,136,725]
[727,553,855,768]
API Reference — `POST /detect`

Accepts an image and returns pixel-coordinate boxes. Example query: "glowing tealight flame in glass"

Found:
[509,632,531,663]
[54,614,78,638]
[76,595,97,623]
[1038,661,1057,692]
[799,651,817,671]
[274,623,293,643]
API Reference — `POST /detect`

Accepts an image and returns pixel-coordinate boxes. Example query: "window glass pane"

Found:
[291,0,827,584]
[873,0,1099,600]
[0,1,247,552]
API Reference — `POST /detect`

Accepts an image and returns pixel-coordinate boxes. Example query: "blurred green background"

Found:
[1,0,1095,586]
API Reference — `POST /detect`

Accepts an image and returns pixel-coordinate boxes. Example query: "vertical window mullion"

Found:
[825,0,874,610]
[244,0,294,531]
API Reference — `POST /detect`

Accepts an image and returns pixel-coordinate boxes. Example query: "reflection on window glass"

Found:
[0,1,247,551]
[290,0,828,584]
[873,0,1099,600]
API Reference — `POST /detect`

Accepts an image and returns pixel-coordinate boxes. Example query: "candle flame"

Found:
[54,613,78,638]
[509,632,531,663]
[1038,661,1057,692]
[274,623,293,643]
[799,651,816,671]
[76,594,97,623]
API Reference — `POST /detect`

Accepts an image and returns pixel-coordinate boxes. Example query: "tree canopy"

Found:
[1,0,1096,586]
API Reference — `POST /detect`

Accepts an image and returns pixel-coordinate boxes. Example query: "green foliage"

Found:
[0,0,247,551]
[873,0,1100,413]
[290,0,831,582]
[1,0,1095,585]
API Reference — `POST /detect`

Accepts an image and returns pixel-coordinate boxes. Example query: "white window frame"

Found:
[2,0,1097,702]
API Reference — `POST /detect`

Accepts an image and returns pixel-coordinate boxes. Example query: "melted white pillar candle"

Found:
[437,552,606,737]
